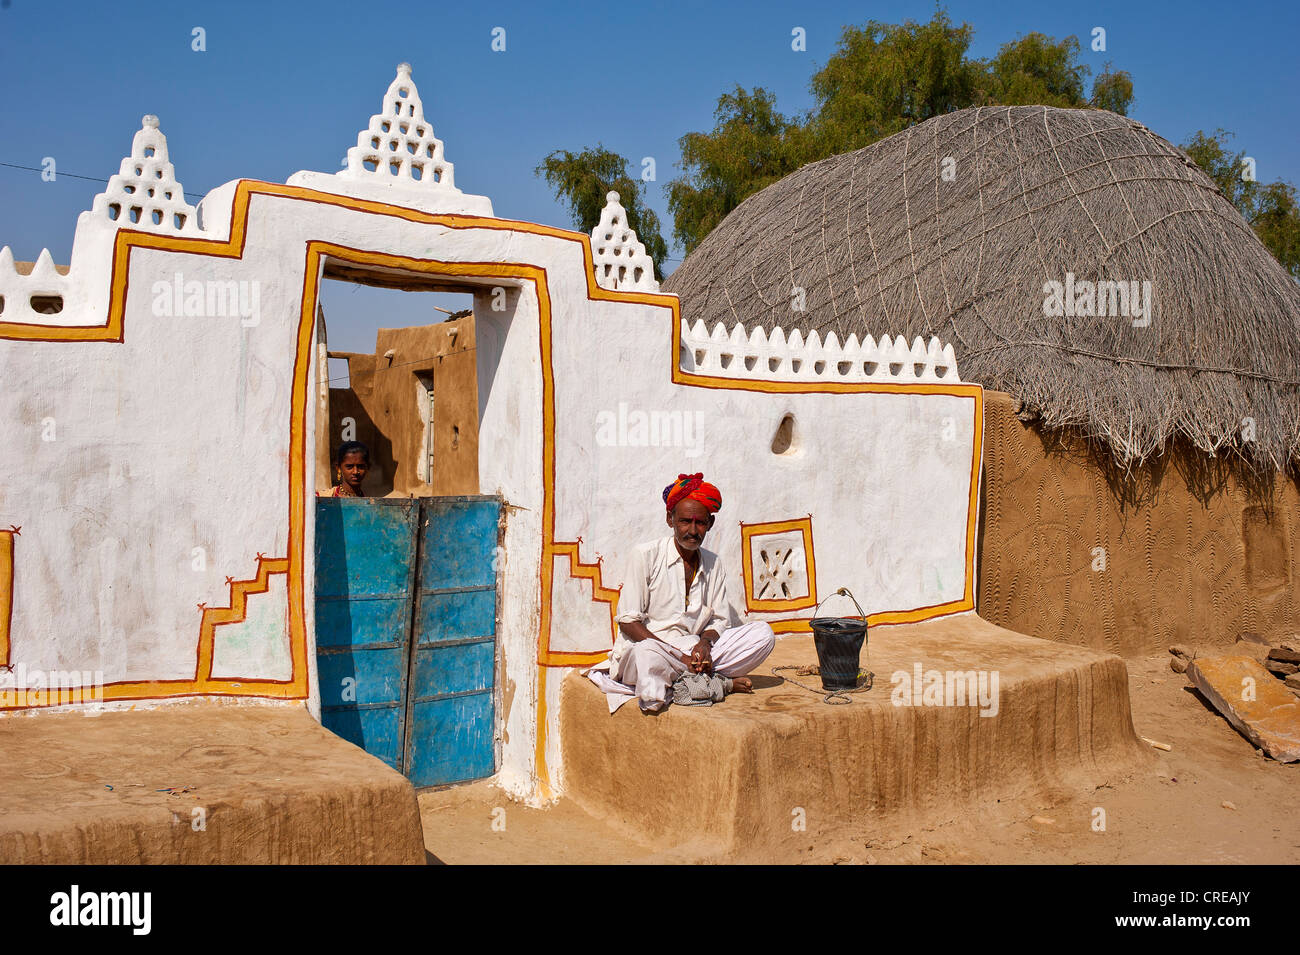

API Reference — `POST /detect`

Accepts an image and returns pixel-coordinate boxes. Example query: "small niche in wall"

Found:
[771,413,796,455]
[30,295,64,315]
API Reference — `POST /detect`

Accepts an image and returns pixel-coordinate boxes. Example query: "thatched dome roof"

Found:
[665,105,1300,475]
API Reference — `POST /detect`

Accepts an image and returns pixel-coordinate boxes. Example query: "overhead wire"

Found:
[0,160,207,201]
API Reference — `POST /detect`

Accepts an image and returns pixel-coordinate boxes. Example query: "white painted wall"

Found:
[0,75,982,813]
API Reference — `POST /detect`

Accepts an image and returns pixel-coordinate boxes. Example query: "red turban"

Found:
[663,473,722,513]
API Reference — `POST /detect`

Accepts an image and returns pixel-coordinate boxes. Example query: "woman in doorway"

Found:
[328,440,371,497]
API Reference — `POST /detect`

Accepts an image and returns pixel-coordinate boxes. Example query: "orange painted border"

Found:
[0,179,640,664]
[0,180,982,646]
[0,530,13,668]
[551,541,621,639]
[740,517,818,612]
[198,557,291,680]
[669,299,985,633]
[0,554,296,709]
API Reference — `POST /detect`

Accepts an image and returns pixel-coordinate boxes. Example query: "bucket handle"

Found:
[810,587,866,622]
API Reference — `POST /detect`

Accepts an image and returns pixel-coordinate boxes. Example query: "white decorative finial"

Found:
[591,191,659,293]
[286,63,493,214]
[339,63,457,191]
[89,115,200,234]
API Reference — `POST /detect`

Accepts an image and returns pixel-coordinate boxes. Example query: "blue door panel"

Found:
[314,498,418,774]
[321,705,404,771]
[419,501,498,589]
[411,640,495,699]
[315,495,499,788]
[314,598,412,649]
[407,693,495,788]
[315,501,418,595]
[407,497,501,787]
[415,589,496,643]
[317,646,406,707]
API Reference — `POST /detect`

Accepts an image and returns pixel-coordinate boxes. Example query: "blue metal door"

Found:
[314,498,418,772]
[406,497,501,787]
[313,495,500,787]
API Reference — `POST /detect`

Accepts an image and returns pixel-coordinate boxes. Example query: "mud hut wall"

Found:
[0,178,325,719]
[0,156,517,732]
[323,319,479,496]
[978,390,1299,656]
[377,320,478,495]
[540,331,982,658]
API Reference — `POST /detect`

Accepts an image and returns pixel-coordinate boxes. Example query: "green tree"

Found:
[808,11,980,156]
[1182,130,1300,279]
[666,87,806,254]
[667,10,1138,256]
[1182,129,1259,211]
[1089,63,1135,115]
[1253,182,1300,279]
[976,35,1133,113]
[535,146,669,279]
[977,32,1090,108]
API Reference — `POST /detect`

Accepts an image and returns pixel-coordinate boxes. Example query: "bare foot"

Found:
[731,676,753,693]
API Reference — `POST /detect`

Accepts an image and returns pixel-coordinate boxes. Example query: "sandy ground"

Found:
[418,651,1300,864]
[0,703,425,864]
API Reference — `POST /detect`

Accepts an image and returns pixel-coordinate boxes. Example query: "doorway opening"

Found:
[311,256,510,790]
[315,263,480,498]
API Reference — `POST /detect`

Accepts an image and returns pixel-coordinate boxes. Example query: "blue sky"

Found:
[2,0,1296,354]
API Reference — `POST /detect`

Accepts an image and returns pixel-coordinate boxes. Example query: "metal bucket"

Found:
[809,588,868,691]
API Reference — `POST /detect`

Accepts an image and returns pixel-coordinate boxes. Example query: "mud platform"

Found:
[561,613,1148,857]
[0,704,425,864]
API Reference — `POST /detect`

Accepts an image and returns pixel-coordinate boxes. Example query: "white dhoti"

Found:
[610,620,776,713]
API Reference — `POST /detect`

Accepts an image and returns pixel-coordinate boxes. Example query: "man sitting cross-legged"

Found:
[609,472,776,712]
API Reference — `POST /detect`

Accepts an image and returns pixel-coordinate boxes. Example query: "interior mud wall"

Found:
[324,316,479,496]
[978,390,1300,657]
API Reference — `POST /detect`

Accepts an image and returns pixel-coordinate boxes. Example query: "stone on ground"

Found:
[1187,655,1300,763]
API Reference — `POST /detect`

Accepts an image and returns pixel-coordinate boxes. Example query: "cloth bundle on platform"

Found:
[671,670,733,706]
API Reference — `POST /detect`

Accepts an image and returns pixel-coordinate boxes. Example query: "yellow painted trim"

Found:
[197,556,291,680]
[0,530,13,667]
[740,517,818,612]
[533,665,553,802]
[550,542,621,644]
[771,598,973,633]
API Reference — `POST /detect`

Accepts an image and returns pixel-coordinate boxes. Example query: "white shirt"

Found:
[610,535,734,669]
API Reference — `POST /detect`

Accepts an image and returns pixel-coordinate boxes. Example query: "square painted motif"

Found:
[740,517,817,612]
